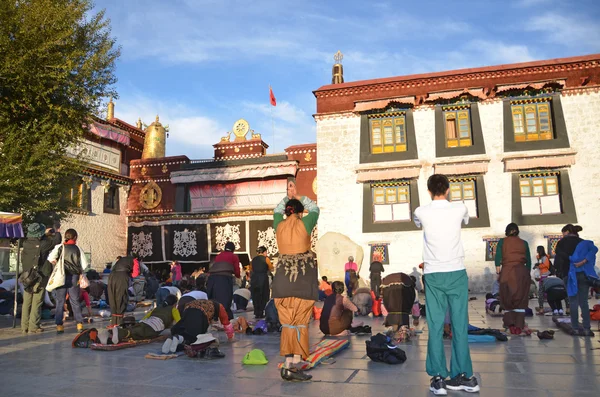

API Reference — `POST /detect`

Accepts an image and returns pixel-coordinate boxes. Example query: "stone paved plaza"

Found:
[1,295,599,397]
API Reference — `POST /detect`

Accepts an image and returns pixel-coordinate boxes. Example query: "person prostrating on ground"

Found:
[413,174,479,395]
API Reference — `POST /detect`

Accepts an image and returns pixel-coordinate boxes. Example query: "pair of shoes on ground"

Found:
[430,374,480,395]
[552,309,565,316]
[200,346,226,359]
[536,330,555,340]
[57,323,84,334]
[280,366,312,382]
[162,335,184,354]
[23,328,43,334]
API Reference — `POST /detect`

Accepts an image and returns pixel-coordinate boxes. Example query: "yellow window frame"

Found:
[512,101,553,142]
[369,114,408,154]
[444,110,471,148]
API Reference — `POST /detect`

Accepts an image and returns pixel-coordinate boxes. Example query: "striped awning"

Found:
[355,162,421,183]
[496,79,566,94]
[89,121,131,146]
[0,212,24,238]
[434,161,489,175]
[426,88,486,102]
[503,150,576,171]
[354,96,415,112]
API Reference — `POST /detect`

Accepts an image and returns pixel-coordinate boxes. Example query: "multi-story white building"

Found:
[314,54,600,291]
[59,100,146,270]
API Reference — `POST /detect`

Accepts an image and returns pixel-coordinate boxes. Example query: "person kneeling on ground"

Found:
[177,276,208,313]
[485,293,503,315]
[98,295,180,345]
[163,298,234,357]
[156,283,182,307]
[320,281,367,336]
[233,287,251,311]
[352,287,373,316]
[541,276,567,316]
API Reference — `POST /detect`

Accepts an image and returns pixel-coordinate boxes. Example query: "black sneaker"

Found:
[446,373,480,393]
[204,347,226,359]
[429,376,447,395]
[281,367,312,382]
[579,329,595,337]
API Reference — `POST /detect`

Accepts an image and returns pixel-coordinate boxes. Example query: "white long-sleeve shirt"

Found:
[413,200,469,274]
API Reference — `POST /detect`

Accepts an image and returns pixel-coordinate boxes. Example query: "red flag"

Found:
[269,86,277,107]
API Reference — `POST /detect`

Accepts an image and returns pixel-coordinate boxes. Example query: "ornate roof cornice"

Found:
[314,54,600,114]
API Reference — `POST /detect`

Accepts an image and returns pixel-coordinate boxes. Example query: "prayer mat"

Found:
[145,351,184,360]
[486,311,504,317]
[90,335,168,351]
[277,338,350,370]
[467,334,497,343]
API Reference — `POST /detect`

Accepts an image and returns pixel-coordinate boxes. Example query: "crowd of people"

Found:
[4,173,598,395]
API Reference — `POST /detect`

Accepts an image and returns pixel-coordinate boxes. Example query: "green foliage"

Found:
[0,0,121,223]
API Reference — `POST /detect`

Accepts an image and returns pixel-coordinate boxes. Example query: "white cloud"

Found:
[526,12,600,51]
[242,101,309,124]
[111,93,226,159]
[241,100,316,152]
[463,40,536,65]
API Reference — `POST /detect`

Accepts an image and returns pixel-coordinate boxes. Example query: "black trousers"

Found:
[108,271,129,325]
[171,307,209,344]
[233,295,248,310]
[371,274,382,299]
[207,275,233,320]
[251,277,270,317]
[547,286,567,311]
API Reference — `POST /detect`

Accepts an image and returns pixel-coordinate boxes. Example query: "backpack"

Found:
[365,333,407,364]
[19,267,43,293]
[590,304,600,321]
[548,258,556,276]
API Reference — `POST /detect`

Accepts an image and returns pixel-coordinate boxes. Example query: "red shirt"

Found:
[131,258,140,278]
[213,251,241,278]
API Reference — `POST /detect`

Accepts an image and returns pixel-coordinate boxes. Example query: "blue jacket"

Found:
[568,240,598,296]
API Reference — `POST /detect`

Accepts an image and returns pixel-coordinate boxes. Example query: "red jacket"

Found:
[212,251,241,278]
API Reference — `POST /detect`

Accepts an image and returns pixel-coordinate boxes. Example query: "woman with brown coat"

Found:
[494,223,532,335]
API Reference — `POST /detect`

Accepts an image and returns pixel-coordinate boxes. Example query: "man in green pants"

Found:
[21,225,56,333]
[414,174,479,395]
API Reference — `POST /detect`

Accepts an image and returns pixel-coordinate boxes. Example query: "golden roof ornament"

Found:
[232,119,250,141]
[107,97,115,120]
[142,114,167,159]
[332,50,344,84]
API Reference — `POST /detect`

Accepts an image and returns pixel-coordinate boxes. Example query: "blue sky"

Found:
[98,0,600,159]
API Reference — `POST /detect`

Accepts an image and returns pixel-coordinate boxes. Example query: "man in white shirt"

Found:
[413,174,479,395]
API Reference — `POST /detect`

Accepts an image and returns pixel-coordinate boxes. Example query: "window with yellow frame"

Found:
[70,182,91,211]
[372,182,411,222]
[511,100,552,142]
[443,109,472,148]
[449,178,477,217]
[519,173,561,215]
[369,114,407,154]
[519,175,558,197]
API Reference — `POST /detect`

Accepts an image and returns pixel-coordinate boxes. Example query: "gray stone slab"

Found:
[263,380,405,397]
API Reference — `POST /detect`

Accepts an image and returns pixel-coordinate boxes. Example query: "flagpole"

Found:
[269,84,275,153]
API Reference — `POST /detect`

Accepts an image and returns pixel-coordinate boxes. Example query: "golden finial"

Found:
[136,117,142,129]
[107,96,115,120]
[155,115,160,123]
[332,51,344,84]
[334,50,343,64]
